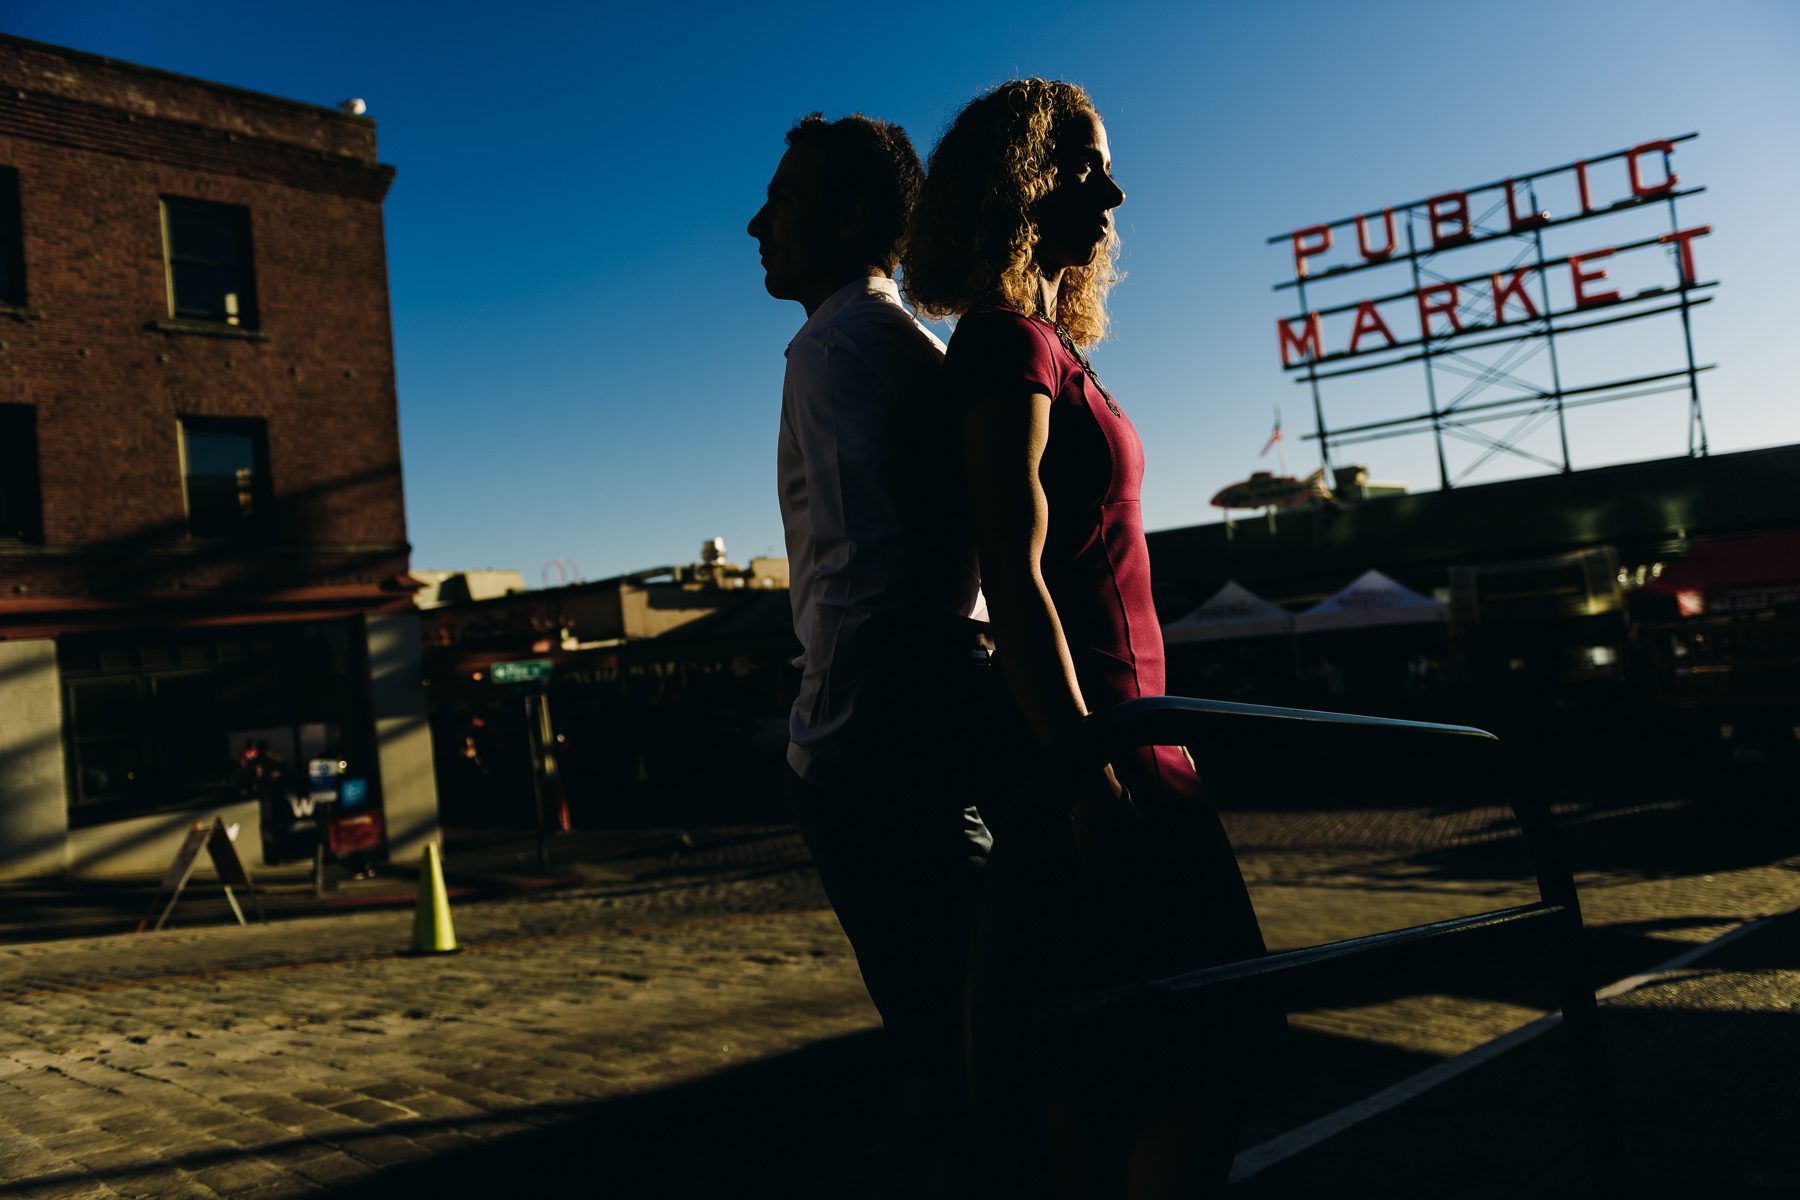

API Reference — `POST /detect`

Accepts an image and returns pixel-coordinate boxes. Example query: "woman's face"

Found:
[1033,110,1125,277]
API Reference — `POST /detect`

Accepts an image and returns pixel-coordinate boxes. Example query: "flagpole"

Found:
[1266,405,1289,477]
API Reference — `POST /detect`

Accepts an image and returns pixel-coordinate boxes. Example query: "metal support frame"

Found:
[1274,135,1712,486]
[524,687,552,873]
[1405,216,1452,489]
[1025,695,1615,1180]
[1296,273,1332,477]
[1529,175,1575,473]
[1667,191,1710,457]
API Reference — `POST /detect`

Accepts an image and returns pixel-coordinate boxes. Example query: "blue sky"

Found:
[10,1,1797,578]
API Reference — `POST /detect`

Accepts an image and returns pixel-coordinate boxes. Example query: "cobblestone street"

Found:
[3,796,1798,1198]
[1,875,873,1199]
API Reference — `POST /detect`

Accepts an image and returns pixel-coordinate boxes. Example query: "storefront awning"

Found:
[1642,530,1800,615]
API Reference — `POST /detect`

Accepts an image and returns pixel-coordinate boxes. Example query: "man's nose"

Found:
[747,204,769,238]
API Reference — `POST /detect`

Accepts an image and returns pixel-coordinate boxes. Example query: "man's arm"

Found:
[787,330,915,613]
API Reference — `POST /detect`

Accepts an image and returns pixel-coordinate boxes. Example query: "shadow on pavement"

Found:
[1230,909,1800,1199]
[323,1029,905,1200]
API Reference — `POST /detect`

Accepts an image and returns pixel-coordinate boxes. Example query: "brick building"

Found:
[0,35,439,877]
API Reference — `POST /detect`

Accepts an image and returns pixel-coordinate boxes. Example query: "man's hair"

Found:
[785,112,923,275]
[902,79,1121,347]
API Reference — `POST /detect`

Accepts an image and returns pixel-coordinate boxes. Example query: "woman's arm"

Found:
[963,391,1128,815]
[962,389,1088,748]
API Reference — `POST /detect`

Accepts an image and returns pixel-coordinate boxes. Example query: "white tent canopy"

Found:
[1163,580,1294,643]
[1294,568,1447,633]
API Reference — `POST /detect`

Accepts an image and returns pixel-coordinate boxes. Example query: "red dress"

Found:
[948,303,1270,1146]
[945,302,1195,803]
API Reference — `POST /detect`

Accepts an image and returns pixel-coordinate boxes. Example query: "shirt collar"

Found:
[788,276,900,349]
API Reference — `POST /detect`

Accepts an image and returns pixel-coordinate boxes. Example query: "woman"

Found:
[904,79,1270,1197]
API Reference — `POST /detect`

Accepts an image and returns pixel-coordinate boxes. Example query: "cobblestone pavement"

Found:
[0,826,820,942]
[1229,906,1800,1199]
[4,799,1798,1198]
[1,874,866,1199]
[1241,845,1800,1066]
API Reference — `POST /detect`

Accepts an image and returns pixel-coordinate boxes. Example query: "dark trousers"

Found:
[784,755,991,1192]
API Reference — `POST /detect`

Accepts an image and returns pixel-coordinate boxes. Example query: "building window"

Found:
[180,417,270,537]
[161,198,256,326]
[59,621,376,829]
[0,166,25,307]
[0,403,42,542]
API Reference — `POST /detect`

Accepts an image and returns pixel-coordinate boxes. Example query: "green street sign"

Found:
[490,660,553,684]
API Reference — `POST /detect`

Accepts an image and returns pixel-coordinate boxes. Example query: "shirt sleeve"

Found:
[943,308,1061,409]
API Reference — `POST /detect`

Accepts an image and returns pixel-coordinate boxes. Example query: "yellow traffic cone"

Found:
[409,842,460,954]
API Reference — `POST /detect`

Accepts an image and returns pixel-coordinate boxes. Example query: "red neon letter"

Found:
[1569,248,1620,308]
[1659,224,1712,285]
[1504,179,1548,232]
[1573,160,1592,213]
[1356,209,1396,261]
[1627,139,1679,198]
[1416,282,1464,336]
[1427,192,1472,248]
[1347,301,1397,354]
[1291,225,1332,278]
[1490,268,1540,324]
[1277,313,1323,366]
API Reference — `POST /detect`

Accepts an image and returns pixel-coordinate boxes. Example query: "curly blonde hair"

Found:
[902,78,1121,347]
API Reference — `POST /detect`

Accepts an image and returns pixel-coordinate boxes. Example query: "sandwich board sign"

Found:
[137,817,266,932]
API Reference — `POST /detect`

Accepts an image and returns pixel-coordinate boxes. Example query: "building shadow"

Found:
[8,918,1792,1199]
[321,1028,906,1199]
[1230,912,1800,1197]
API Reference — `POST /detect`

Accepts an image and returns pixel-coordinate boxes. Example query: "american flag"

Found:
[1259,411,1282,458]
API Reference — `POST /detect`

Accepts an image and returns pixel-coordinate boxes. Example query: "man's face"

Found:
[747,142,841,309]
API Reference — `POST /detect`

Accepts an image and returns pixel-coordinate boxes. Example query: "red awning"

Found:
[1644,530,1800,615]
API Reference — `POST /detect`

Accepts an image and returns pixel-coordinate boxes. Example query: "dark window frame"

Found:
[0,166,25,308]
[178,415,273,540]
[160,196,259,328]
[0,402,43,543]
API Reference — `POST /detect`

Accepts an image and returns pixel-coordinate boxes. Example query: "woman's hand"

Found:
[1068,760,1128,825]
[1069,762,1138,884]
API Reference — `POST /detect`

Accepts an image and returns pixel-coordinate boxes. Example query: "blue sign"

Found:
[340,778,368,810]
[308,758,339,806]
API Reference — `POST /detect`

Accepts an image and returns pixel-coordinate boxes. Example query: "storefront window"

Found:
[58,620,375,827]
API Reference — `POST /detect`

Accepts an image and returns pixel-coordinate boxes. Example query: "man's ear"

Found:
[834,197,872,246]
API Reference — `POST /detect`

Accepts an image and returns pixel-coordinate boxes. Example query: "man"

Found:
[748,113,991,1186]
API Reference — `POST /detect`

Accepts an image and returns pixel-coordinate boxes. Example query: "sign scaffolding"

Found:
[1272,134,1714,488]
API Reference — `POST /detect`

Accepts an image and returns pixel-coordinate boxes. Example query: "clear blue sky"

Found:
[10,1,1797,578]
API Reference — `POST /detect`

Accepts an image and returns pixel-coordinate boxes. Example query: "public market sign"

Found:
[1270,135,1715,487]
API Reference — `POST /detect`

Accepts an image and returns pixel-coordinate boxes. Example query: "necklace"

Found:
[979,288,1124,417]
[1050,321,1123,417]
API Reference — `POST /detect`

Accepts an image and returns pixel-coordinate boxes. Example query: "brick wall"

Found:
[0,33,378,160]
[0,35,409,608]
